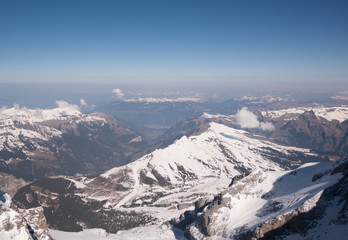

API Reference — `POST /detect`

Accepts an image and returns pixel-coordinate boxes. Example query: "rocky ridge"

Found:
[0,190,52,240]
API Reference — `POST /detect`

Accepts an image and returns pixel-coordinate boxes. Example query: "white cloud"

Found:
[80,99,87,106]
[55,100,80,111]
[260,122,275,131]
[236,107,275,131]
[236,107,260,128]
[79,98,95,110]
[112,88,125,98]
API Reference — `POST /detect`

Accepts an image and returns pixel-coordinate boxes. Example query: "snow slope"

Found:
[50,225,186,240]
[212,162,339,238]
[184,156,348,239]
[49,228,119,240]
[100,157,348,240]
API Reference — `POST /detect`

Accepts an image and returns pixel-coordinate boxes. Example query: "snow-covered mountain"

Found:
[7,104,348,239]
[0,190,52,240]
[0,102,146,181]
[89,155,348,240]
[183,155,348,239]
[12,122,324,234]
[87,123,316,209]
[158,105,348,157]
[41,154,348,240]
[261,105,348,123]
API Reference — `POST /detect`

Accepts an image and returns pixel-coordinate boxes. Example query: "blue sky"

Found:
[0,0,347,86]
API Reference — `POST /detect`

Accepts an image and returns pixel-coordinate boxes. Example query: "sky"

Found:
[0,0,347,88]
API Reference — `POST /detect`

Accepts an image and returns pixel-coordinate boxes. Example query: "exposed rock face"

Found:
[270,111,348,155]
[18,207,52,240]
[0,190,52,240]
[170,196,214,232]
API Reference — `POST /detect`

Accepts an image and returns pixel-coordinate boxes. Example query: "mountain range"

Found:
[1,99,348,239]
[12,121,327,235]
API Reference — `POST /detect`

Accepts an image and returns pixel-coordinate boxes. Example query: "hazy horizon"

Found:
[0,82,346,109]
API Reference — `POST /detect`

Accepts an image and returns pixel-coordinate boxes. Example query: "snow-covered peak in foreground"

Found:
[57,122,319,226]
[48,156,348,240]
[262,105,348,122]
[0,190,52,240]
[71,155,347,240]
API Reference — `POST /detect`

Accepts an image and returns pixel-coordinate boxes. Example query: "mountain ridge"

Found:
[0,104,147,182]
[12,122,326,234]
